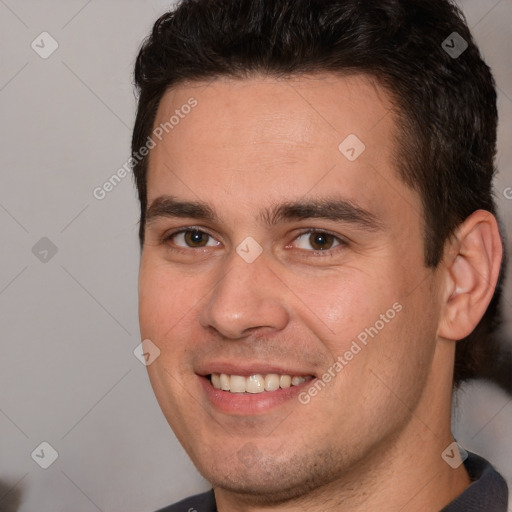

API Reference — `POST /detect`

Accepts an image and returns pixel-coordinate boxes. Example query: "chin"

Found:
[194,447,349,506]
[208,468,340,507]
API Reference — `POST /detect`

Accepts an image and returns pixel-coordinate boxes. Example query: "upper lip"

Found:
[196,362,317,378]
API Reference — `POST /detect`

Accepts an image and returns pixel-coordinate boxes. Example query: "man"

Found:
[131,0,509,510]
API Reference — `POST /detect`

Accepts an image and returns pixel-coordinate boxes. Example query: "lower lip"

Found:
[199,376,314,415]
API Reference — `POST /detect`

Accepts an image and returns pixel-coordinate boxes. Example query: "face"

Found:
[138,74,444,500]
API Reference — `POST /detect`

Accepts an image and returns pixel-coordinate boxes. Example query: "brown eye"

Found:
[167,229,220,248]
[184,230,209,247]
[308,232,335,250]
[293,231,343,252]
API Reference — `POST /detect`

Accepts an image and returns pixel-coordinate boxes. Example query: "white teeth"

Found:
[211,373,221,389]
[219,373,230,391]
[230,375,246,393]
[264,374,280,391]
[210,373,312,393]
[246,374,265,393]
[279,375,291,388]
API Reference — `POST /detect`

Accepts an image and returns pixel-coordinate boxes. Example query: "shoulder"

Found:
[442,452,508,511]
[154,490,216,512]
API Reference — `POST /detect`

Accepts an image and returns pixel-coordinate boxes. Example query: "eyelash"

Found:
[161,227,347,257]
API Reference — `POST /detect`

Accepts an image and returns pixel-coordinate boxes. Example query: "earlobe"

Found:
[438,210,502,341]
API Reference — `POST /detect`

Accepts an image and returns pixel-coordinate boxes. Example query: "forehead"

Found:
[146,74,419,224]
[152,74,393,156]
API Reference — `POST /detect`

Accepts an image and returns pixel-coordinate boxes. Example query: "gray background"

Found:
[0,1,511,511]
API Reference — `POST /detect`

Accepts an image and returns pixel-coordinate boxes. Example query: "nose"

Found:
[198,250,290,340]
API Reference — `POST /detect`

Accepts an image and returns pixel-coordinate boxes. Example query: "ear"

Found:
[437,210,503,341]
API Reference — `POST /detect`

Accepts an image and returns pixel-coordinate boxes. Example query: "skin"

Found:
[138,74,502,511]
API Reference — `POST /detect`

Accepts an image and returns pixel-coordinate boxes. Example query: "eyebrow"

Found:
[145,195,383,232]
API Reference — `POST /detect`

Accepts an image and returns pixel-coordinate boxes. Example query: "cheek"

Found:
[298,265,423,385]
[138,261,200,422]
[362,283,439,398]
[138,258,199,339]
[285,266,395,338]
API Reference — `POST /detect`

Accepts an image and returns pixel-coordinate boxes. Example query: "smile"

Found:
[209,373,313,394]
